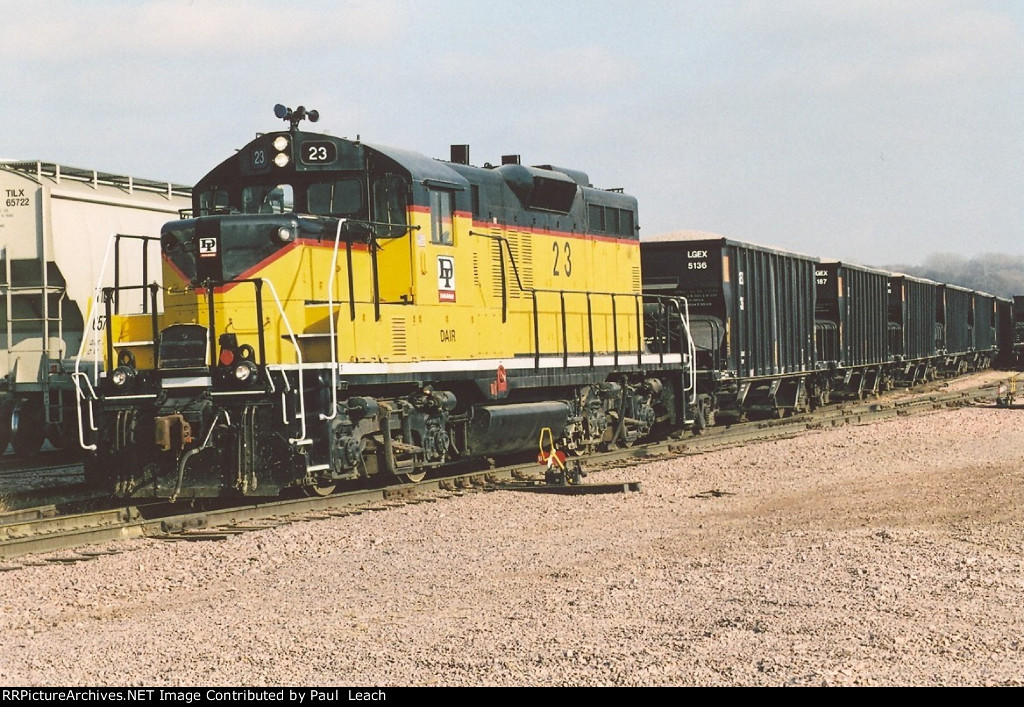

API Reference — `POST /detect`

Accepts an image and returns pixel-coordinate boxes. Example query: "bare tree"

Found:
[885,253,1024,298]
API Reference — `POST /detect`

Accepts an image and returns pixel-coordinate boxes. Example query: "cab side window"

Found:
[371,175,409,238]
[430,189,454,245]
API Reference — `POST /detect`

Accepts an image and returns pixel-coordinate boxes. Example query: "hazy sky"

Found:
[2,0,1021,268]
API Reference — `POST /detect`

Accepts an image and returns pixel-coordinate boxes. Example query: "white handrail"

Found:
[680,296,698,405]
[71,371,99,451]
[319,218,346,421]
[260,278,309,445]
[73,233,117,451]
[75,232,117,384]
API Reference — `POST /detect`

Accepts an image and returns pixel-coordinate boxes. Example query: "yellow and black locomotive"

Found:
[75,106,692,498]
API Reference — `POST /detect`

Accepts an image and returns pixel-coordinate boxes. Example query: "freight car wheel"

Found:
[10,399,45,456]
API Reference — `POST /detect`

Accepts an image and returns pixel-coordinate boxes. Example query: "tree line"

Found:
[883,253,1024,299]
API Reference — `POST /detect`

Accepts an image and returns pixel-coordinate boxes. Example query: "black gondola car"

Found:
[941,283,974,367]
[641,235,820,420]
[995,296,1015,368]
[971,291,1001,369]
[888,274,941,383]
[938,285,999,373]
[814,261,891,399]
[1013,296,1024,368]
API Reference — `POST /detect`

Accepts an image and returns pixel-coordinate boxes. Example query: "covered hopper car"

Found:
[0,161,190,455]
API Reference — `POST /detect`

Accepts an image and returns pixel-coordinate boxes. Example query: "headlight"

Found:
[233,360,258,383]
[274,152,290,168]
[111,365,136,388]
[273,136,290,151]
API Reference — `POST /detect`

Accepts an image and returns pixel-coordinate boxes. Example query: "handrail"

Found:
[675,296,697,403]
[524,289,692,369]
[74,233,119,451]
[320,219,346,421]
[75,233,117,385]
[258,278,309,445]
[0,160,192,198]
[71,371,99,451]
[469,230,684,369]
[113,234,160,313]
[468,230,527,323]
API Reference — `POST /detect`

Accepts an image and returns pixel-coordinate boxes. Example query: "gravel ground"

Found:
[1,374,1022,686]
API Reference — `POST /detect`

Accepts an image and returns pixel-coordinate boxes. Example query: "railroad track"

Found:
[0,376,1005,566]
[0,449,88,508]
[0,475,501,565]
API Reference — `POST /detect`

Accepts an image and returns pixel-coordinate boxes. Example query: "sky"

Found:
[1,0,1021,268]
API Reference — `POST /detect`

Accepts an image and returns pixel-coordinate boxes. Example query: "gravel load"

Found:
[1,380,1022,686]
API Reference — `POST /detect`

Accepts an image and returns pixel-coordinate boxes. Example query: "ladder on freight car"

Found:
[0,246,68,427]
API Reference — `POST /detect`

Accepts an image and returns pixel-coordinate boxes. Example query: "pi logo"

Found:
[198,237,218,258]
[437,255,455,302]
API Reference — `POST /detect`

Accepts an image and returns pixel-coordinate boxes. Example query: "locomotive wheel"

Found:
[10,398,46,456]
[400,470,427,483]
[304,482,337,497]
[0,399,14,454]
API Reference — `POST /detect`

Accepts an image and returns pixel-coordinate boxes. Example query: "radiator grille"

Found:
[391,318,407,357]
[490,239,504,300]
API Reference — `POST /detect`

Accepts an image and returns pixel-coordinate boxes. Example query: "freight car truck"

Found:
[0,161,190,454]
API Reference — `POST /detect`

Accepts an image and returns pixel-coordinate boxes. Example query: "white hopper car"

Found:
[0,161,190,454]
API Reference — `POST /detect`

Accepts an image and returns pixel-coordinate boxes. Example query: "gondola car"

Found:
[886,273,942,384]
[642,235,1006,427]
[814,261,891,400]
[74,106,692,498]
[996,296,1016,368]
[640,234,820,425]
[889,279,998,381]
[967,289,1001,371]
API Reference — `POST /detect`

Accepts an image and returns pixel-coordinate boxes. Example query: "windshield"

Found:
[242,184,294,214]
[197,188,230,215]
[308,179,364,216]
